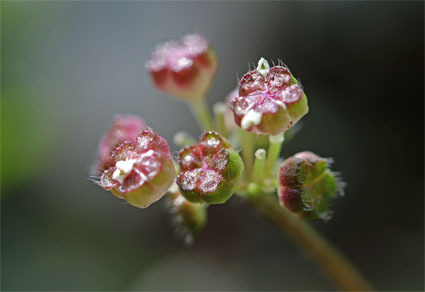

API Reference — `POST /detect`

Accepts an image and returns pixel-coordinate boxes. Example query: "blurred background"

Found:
[1,1,423,291]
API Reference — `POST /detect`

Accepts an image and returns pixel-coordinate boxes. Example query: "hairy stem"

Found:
[247,193,374,291]
[189,98,213,131]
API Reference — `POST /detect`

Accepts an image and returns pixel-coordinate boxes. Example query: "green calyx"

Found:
[278,152,341,220]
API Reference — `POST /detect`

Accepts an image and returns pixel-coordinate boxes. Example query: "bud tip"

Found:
[256,57,270,78]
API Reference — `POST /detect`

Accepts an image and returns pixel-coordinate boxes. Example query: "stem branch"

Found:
[213,102,228,137]
[189,98,213,131]
[240,130,255,177]
[264,133,284,177]
[247,193,374,291]
[252,148,266,183]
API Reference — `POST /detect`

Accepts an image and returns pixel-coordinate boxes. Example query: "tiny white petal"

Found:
[241,110,262,130]
[256,57,270,78]
[113,158,138,183]
[112,169,124,183]
[116,159,136,173]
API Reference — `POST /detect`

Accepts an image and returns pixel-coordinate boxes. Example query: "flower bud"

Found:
[96,115,146,175]
[98,129,176,208]
[278,152,341,219]
[146,34,218,100]
[176,131,244,204]
[167,183,207,244]
[231,58,308,135]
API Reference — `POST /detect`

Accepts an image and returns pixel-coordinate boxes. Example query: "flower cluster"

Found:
[91,33,343,242]
[84,32,379,292]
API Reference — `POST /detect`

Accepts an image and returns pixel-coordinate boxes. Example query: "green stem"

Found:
[213,102,228,138]
[252,148,266,182]
[188,98,213,131]
[240,130,255,178]
[247,193,374,291]
[264,133,284,177]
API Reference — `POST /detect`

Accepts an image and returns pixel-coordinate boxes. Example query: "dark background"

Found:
[2,1,423,291]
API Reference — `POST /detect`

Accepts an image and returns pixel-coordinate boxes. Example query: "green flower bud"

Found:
[176,131,244,204]
[278,152,343,219]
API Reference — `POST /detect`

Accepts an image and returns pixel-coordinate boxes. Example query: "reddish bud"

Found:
[98,129,176,208]
[231,58,308,135]
[146,34,218,100]
[278,152,341,219]
[176,131,243,204]
[95,115,146,175]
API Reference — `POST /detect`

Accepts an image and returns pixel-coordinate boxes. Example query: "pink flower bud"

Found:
[231,58,308,135]
[278,152,342,220]
[176,131,244,204]
[146,34,218,100]
[96,115,146,174]
[98,129,176,208]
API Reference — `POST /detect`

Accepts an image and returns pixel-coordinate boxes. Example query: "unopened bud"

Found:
[176,131,244,204]
[231,58,308,135]
[95,115,146,174]
[146,34,218,100]
[97,129,176,208]
[278,152,341,219]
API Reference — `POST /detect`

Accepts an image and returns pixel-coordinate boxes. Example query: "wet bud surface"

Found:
[231,58,308,135]
[98,129,176,208]
[176,131,243,204]
[96,115,146,174]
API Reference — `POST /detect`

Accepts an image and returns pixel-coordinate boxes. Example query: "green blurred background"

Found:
[1,1,423,291]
